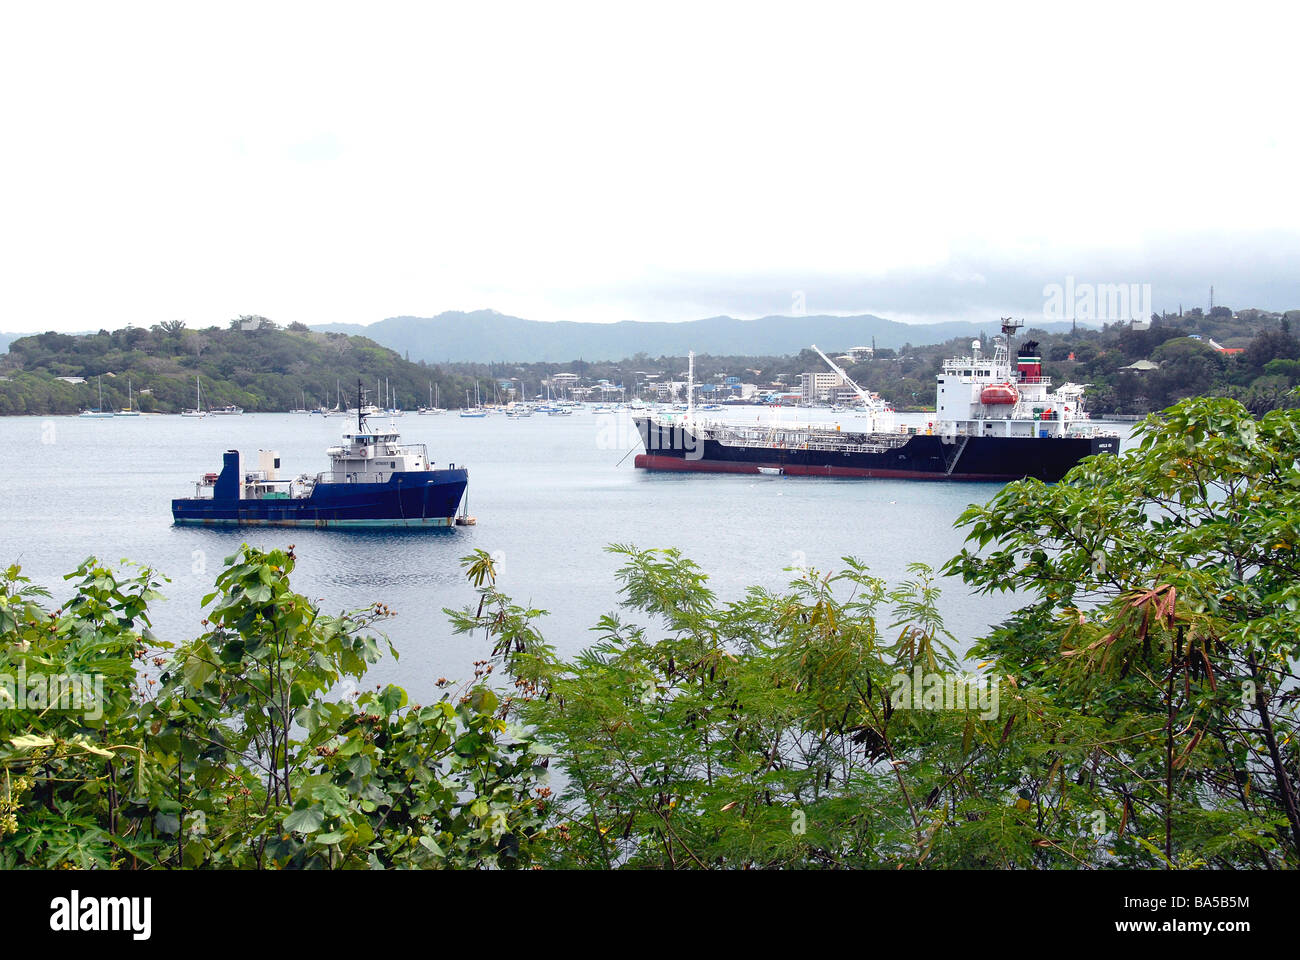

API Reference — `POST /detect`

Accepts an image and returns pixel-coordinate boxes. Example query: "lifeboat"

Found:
[980,383,1019,405]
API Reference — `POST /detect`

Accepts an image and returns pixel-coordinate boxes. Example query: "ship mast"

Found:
[999,317,1023,367]
[686,350,695,426]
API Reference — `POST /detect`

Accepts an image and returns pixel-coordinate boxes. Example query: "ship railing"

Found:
[943,357,1003,368]
[701,424,905,456]
[313,470,397,484]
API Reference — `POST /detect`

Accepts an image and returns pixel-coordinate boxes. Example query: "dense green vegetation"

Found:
[442,307,1300,415]
[3,392,1297,868]
[5,307,1297,417]
[1025,309,1300,416]
[0,317,475,415]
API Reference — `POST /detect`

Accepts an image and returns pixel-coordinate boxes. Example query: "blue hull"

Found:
[172,468,468,528]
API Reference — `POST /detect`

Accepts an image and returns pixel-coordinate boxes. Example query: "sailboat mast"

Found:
[686,350,695,425]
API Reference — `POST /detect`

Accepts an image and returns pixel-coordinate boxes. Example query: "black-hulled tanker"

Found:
[633,320,1120,482]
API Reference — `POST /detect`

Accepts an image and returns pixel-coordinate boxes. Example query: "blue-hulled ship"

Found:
[172,384,471,528]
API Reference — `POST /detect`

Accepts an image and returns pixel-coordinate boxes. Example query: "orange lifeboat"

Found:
[980,383,1018,405]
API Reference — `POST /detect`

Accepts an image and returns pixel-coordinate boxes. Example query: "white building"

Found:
[799,371,843,401]
[835,346,874,364]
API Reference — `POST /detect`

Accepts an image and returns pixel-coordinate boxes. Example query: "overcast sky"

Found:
[2,1,1296,333]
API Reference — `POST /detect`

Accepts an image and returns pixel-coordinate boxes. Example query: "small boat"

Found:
[459,383,487,418]
[418,382,446,415]
[757,466,783,476]
[117,378,141,416]
[182,376,207,417]
[210,404,244,416]
[80,377,115,418]
[980,382,1019,405]
[375,378,402,416]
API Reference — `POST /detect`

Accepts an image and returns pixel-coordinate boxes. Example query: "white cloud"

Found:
[1,0,1296,331]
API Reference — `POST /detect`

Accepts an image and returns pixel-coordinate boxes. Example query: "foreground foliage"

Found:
[0,547,547,868]
[2,394,1297,868]
[946,394,1300,868]
[438,397,1300,869]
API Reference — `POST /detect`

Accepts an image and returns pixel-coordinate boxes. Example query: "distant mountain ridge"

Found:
[310,310,1081,362]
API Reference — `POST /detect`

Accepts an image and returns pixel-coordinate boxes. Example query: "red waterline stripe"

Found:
[632,454,1021,481]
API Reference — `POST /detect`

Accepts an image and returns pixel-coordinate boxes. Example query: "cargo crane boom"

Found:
[810,344,893,432]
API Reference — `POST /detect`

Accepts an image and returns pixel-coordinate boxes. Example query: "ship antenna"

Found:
[686,350,695,425]
[357,378,365,433]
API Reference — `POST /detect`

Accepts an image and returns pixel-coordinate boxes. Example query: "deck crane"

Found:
[810,344,895,433]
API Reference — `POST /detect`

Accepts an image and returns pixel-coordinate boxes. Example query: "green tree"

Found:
[1,546,549,868]
[447,547,1064,868]
[947,395,1300,866]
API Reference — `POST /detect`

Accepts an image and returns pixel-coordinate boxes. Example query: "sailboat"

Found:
[419,381,446,415]
[382,378,403,417]
[290,390,309,414]
[79,376,115,418]
[181,376,206,418]
[117,377,141,416]
[459,383,487,418]
[544,381,571,416]
[322,379,348,416]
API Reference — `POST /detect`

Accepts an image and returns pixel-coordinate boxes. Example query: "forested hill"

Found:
[0,318,473,415]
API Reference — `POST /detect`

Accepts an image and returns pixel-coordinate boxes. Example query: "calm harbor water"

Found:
[0,410,1129,704]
